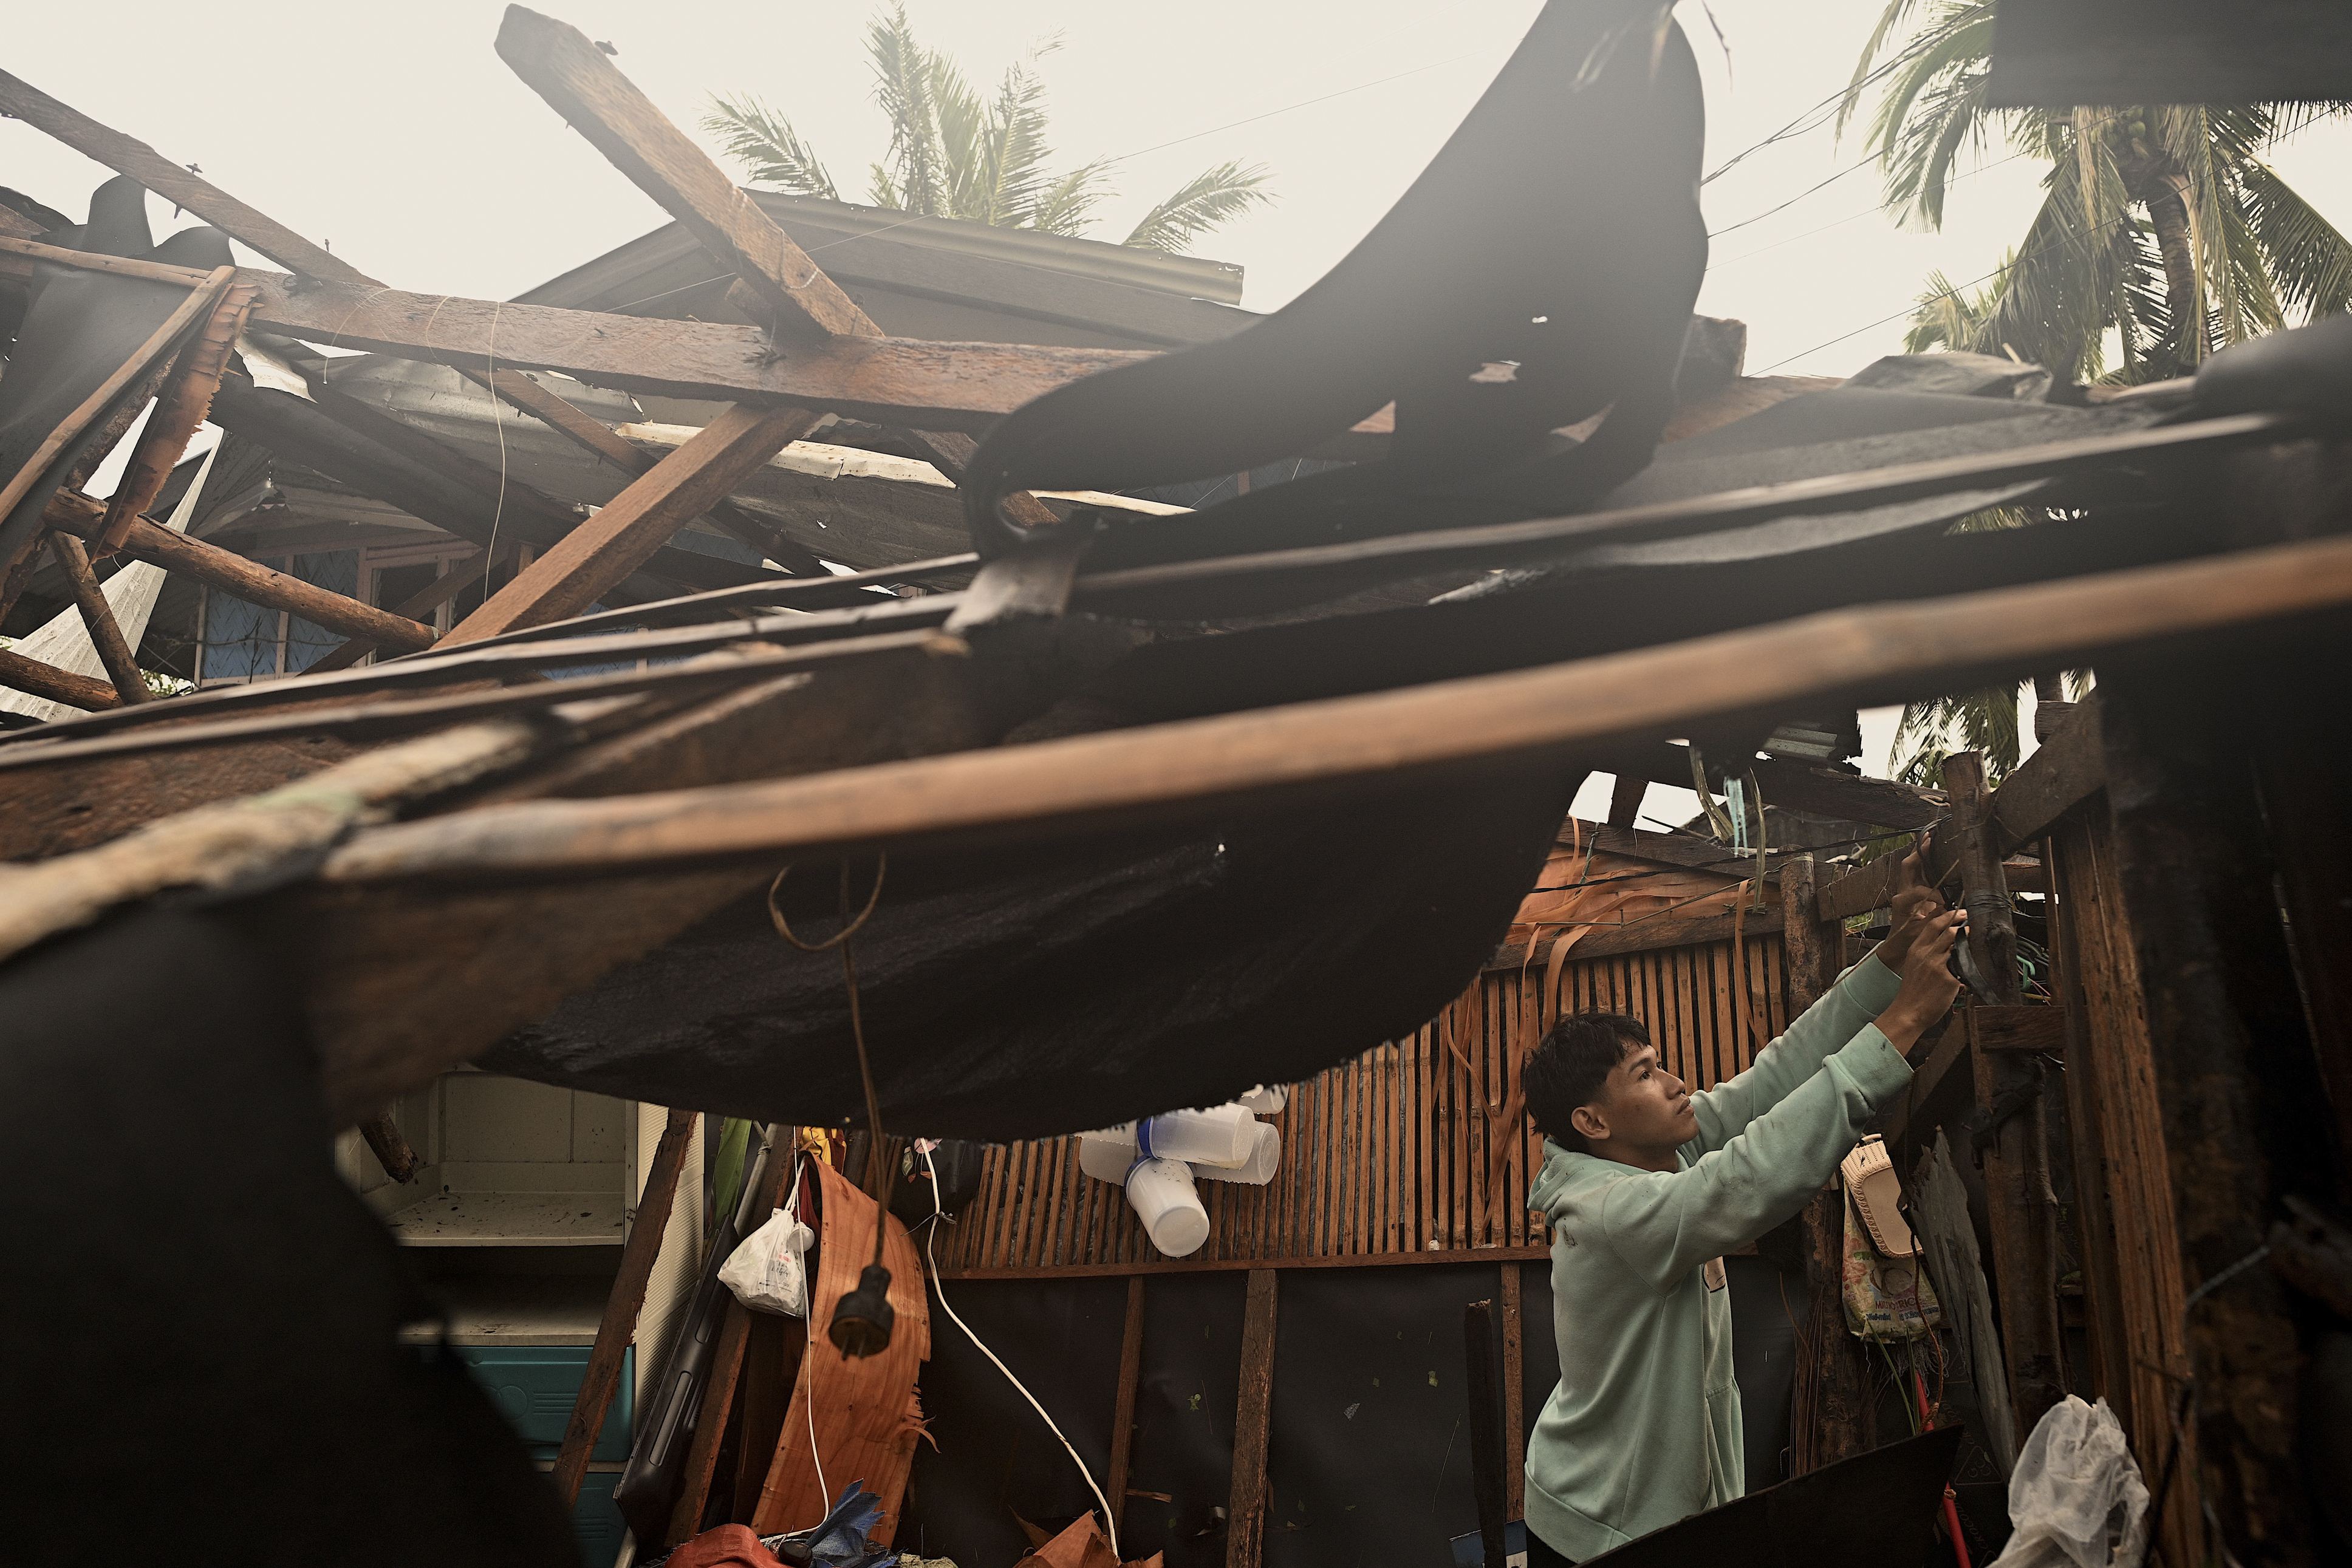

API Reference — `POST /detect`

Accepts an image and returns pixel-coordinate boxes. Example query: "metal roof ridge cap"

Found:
[743,191,1246,303]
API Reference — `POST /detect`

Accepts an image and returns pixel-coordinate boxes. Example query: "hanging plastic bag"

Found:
[1988,1397,2149,1568]
[719,1205,816,1317]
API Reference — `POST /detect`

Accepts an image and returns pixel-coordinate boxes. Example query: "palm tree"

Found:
[704,5,1273,253]
[1844,2,2352,780]
[1842,0,2352,384]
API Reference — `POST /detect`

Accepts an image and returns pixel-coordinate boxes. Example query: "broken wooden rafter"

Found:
[490,5,1061,534]
[317,524,2352,885]
[42,488,436,653]
[44,533,150,705]
[497,7,864,342]
[442,403,826,643]
[553,1106,697,1508]
[0,645,123,713]
[0,68,375,285]
[97,281,259,551]
[0,265,237,576]
[462,367,829,577]
[0,235,1148,435]
[1819,695,2105,922]
[0,632,947,776]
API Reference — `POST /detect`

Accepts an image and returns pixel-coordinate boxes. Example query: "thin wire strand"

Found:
[922,1147,1121,1559]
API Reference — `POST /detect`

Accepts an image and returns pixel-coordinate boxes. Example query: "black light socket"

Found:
[828,1263,895,1357]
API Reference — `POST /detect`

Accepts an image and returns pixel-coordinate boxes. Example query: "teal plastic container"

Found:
[456,1344,633,1464]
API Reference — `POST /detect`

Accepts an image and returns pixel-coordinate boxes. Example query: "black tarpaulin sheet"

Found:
[963,0,1706,560]
[0,177,232,573]
[898,1256,1808,1568]
[484,769,1571,1140]
[0,907,574,1568]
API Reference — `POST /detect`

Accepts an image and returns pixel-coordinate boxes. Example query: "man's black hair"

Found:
[1523,1012,1652,1154]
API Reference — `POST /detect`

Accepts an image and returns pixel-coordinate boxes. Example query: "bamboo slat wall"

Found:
[931,932,1790,1277]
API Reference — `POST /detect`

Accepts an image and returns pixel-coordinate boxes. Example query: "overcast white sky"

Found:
[10,0,2349,791]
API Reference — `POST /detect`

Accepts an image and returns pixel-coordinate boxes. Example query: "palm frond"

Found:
[1838,0,1946,138]
[925,49,990,221]
[701,92,839,201]
[866,2,946,216]
[973,54,1062,228]
[2240,157,2352,321]
[1122,160,1274,252]
[1891,681,2028,785]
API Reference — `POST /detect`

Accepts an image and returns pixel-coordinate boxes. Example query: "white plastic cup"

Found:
[1126,1157,1210,1256]
[1078,1130,1135,1185]
[1195,1122,1280,1187]
[1238,1084,1288,1116]
[1125,1104,1255,1167]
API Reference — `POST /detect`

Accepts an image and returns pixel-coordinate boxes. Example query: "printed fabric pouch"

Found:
[1840,1133,1944,1340]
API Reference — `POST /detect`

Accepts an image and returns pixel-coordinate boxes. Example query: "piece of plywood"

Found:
[750,1157,929,1541]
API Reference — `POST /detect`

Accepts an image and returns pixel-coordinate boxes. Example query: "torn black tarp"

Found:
[960,0,1706,561]
[481,766,1571,1139]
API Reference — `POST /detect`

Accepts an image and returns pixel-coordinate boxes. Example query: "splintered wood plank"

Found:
[443,401,821,643]
[1107,1275,1146,1540]
[232,270,1150,430]
[326,532,2352,887]
[97,279,256,551]
[0,267,234,576]
[752,1158,929,1541]
[496,6,872,341]
[1225,1269,1279,1568]
[553,1107,695,1507]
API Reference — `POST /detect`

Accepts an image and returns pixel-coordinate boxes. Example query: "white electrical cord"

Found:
[792,1170,829,1527]
[922,1147,1121,1561]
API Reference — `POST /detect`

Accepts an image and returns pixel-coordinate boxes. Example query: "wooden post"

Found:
[44,533,149,704]
[2101,656,2336,1567]
[1788,1184,1873,1473]
[553,1106,697,1508]
[1778,854,1833,1014]
[1463,1300,1509,1568]
[2043,804,2199,1568]
[1499,1262,1525,1519]
[357,1111,419,1184]
[1226,1268,1278,1568]
[1107,1275,1146,1541]
[1945,751,2067,1439]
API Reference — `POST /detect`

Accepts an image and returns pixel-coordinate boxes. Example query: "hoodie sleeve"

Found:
[1596,1024,1912,1289]
[1686,951,1903,1158]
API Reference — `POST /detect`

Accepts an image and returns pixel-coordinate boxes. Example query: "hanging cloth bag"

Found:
[1840,1134,1944,1340]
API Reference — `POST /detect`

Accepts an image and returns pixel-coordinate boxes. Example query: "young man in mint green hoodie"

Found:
[1519,844,1966,1565]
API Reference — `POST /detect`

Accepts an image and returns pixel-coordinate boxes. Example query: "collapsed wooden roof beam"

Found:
[442,403,826,643]
[43,488,436,652]
[319,526,2352,884]
[491,5,1062,531]
[0,238,1150,430]
[0,67,377,285]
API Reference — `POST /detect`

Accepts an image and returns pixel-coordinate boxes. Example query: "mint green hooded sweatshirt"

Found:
[1521,953,1912,1561]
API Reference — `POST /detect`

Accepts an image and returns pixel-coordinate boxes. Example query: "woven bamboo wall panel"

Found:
[931,933,1789,1276]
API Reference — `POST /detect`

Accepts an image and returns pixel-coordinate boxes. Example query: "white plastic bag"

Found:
[1988,1396,2150,1568]
[719,1206,816,1317]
